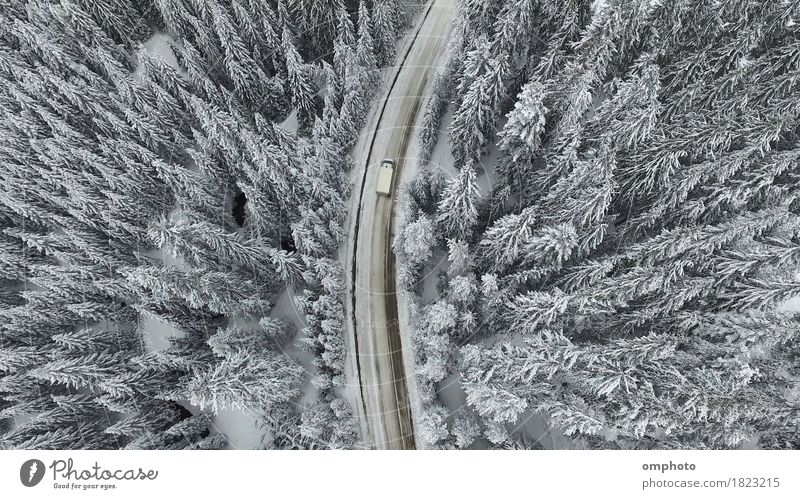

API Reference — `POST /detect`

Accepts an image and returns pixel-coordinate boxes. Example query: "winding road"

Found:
[344,0,456,449]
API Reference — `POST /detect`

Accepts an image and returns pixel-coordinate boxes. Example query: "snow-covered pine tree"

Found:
[287,0,345,57]
[356,1,381,91]
[372,0,398,67]
[186,351,303,413]
[435,161,481,241]
[282,28,318,134]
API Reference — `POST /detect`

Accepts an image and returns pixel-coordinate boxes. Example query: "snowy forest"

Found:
[397,0,800,449]
[3,0,800,452]
[0,0,408,449]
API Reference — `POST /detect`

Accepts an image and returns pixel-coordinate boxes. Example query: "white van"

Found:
[376,159,395,196]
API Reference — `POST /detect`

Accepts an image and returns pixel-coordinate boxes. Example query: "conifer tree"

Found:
[186,351,303,413]
[356,1,381,91]
[282,28,317,134]
[435,162,481,241]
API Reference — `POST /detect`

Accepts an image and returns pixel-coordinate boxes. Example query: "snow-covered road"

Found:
[343,0,457,449]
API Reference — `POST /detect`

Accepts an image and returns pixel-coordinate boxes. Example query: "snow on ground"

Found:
[778,296,800,313]
[206,407,265,450]
[436,373,466,419]
[144,246,186,269]
[141,33,180,66]
[515,411,579,450]
[279,109,299,135]
[418,250,448,304]
[10,413,33,434]
[139,313,182,352]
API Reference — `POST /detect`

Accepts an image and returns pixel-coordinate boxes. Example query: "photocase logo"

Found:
[20,459,45,487]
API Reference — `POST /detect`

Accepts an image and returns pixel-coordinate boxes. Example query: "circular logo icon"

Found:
[20,459,45,487]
